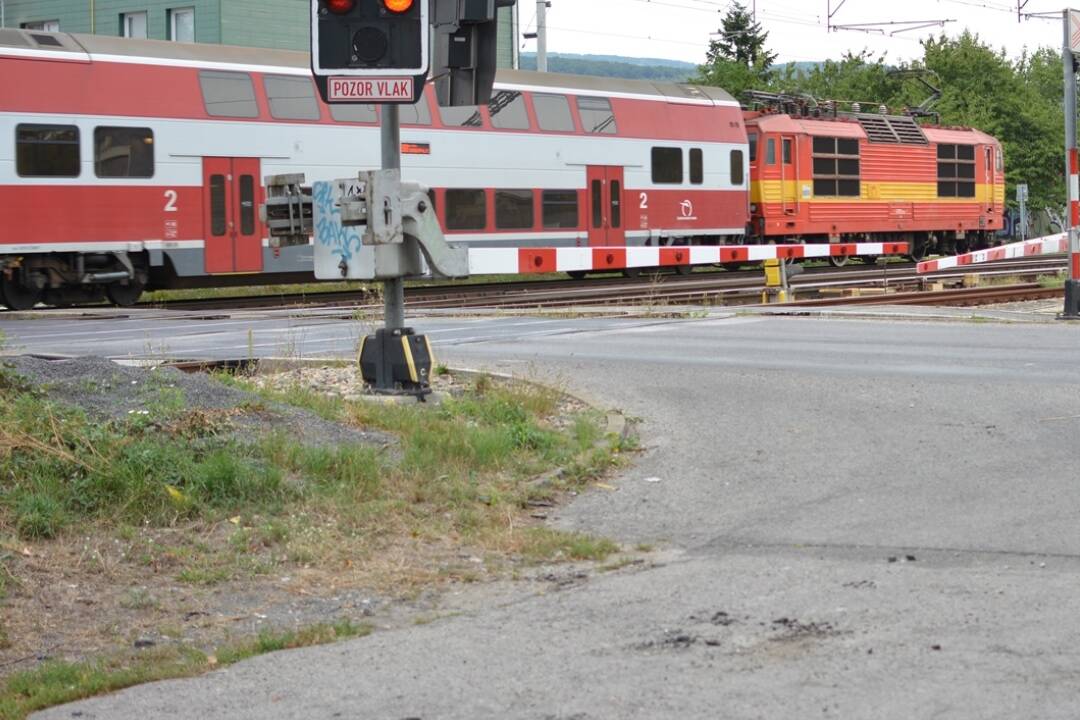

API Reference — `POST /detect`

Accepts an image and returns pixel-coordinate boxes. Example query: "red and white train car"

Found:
[0,30,748,308]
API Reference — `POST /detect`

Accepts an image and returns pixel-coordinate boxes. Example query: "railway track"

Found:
[141,256,1067,312]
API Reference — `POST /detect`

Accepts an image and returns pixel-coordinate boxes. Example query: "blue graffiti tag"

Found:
[314,182,362,265]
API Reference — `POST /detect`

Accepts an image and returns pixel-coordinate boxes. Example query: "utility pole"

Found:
[536,0,548,72]
[1063,9,1080,318]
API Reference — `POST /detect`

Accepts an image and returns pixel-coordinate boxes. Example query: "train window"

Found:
[439,106,483,128]
[610,180,621,229]
[209,174,227,236]
[811,136,860,197]
[690,149,704,185]
[94,127,153,178]
[199,70,259,118]
[782,139,792,164]
[995,147,1003,172]
[489,91,530,130]
[264,75,320,121]
[446,189,487,230]
[16,124,80,177]
[730,150,744,186]
[937,144,976,198]
[534,94,575,132]
[748,134,758,163]
[766,138,776,165]
[652,147,683,184]
[495,189,534,229]
[578,96,617,134]
[591,181,603,227]
[330,104,378,124]
[239,175,255,235]
[400,100,432,125]
[542,190,579,229]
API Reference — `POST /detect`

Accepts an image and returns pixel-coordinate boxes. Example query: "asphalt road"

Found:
[11,308,1080,719]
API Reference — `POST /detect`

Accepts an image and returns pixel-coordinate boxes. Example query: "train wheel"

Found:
[106,280,145,307]
[908,238,929,262]
[829,255,849,268]
[721,263,742,272]
[673,265,692,276]
[623,267,642,280]
[566,271,588,280]
[1,277,42,311]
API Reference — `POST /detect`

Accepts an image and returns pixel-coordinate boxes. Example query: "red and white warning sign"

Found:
[327,77,414,102]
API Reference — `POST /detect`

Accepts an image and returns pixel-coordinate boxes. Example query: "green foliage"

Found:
[697,1,777,96]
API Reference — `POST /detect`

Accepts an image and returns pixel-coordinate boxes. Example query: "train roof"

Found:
[0,29,738,107]
[746,111,999,146]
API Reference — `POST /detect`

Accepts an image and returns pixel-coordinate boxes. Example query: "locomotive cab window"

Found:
[488,91,530,130]
[534,94,575,132]
[690,149,704,185]
[578,96,617,134]
[446,189,487,230]
[94,127,153,178]
[264,75,320,121]
[766,138,776,165]
[937,144,976,198]
[542,190,579,228]
[16,124,80,177]
[652,147,683,184]
[199,70,258,118]
[811,136,860,197]
[495,189,535,229]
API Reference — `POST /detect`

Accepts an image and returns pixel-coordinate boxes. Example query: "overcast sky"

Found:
[523,0,1070,65]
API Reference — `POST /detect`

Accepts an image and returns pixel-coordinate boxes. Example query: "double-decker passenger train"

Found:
[0,29,1003,309]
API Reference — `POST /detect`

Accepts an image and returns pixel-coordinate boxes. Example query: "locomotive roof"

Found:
[747,111,999,145]
[0,29,738,107]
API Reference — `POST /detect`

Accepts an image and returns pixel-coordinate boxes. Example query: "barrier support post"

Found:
[1062,9,1080,318]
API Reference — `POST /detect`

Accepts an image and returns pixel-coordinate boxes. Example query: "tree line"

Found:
[698,2,1068,212]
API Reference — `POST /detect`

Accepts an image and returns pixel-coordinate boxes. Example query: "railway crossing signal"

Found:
[311,0,429,104]
[1062,9,1080,318]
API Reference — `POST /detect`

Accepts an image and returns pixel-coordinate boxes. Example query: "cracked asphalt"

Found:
[12,310,1080,719]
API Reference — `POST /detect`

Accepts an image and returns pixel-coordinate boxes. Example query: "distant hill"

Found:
[517,53,822,83]
[519,52,696,82]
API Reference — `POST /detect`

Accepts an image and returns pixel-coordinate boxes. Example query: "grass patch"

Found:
[1037,272,1067,290]
[0,620,371,720]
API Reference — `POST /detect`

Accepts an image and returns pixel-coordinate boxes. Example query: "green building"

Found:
[0,0,519,67]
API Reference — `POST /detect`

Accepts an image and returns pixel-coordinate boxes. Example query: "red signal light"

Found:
[325,0,355,14]
[383,0,414,13]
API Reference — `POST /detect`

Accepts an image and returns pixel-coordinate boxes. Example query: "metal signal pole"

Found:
[1064,9,1080,318]
[381,104,406,331]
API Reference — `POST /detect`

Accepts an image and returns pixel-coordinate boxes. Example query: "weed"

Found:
[518,528,618,562]
[119,588,159,611]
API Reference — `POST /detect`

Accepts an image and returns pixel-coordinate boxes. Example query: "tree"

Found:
[697,2,777,96]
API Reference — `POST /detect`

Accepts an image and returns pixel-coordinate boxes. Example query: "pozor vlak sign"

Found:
[311,0,429,105]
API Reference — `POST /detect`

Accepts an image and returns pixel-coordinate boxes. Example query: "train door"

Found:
[202,157,263,274]
[780,136,797,215]
[586,165,626,246]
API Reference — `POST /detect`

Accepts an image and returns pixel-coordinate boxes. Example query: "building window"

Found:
[94,127,154,178]
[121,12,148,39]
[651,147,683,184]
[22,20,60,32]
[533,94,574,132]
[690,148,704,185]
[578,96,617,134]
[16,124,80,177]
[730,149,744,186]
[199,70,259,118]
[495,190,534,229]
[169,7,195,42]
[937,144,976,198]
[264,75,320,121]
[330,104,378,124]
[812,136,860,197]
[488,91,529,130]
[439,106,483,128]
[445,189,487,230]
[542,190,578,229]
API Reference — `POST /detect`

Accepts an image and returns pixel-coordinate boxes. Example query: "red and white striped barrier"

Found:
[468,242,909,276]
[915,234,1069,275]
